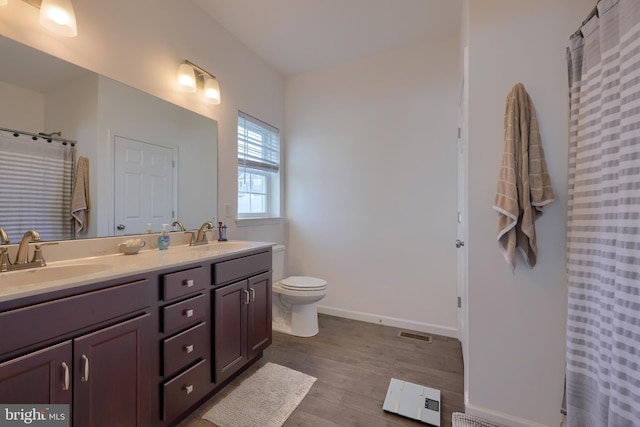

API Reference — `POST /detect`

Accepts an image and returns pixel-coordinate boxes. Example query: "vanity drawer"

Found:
[163,266,207,301]
[163,322,207,377]
[162,294,207,335]
[1,280,149,357]
[162,359,209,422]
[214,251,271,285]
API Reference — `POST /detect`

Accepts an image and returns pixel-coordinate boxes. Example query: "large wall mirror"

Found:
[0,36,218,241]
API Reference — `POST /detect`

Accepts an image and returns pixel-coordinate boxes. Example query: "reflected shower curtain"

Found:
[566,0,640,426]
[0,131,76,242]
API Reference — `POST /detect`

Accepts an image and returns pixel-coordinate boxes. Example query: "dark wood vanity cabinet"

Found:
[74,314,151,427]
[213,252,272,384]
[0,247,272,427]
[0,341,72,406]
[0,280,151,427]
[157,265,211,425]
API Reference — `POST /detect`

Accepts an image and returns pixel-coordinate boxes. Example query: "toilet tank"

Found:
[272,245,286,282]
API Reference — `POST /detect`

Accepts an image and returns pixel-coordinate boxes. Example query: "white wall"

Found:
[0,0,286,244]
[0,82,44,130]
[465,1,594,425]
[285,36,460,336]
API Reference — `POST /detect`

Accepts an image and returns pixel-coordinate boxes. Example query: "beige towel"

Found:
[493,83,554,270]
[71,156,90,234]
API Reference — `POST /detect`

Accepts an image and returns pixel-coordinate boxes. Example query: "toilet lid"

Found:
[280,276,327,291]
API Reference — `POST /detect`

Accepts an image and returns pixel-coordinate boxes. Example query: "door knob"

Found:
[455,239,465,248]
[117,224,126,230]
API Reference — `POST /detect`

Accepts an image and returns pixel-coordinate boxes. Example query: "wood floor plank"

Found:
[178,313,464,427]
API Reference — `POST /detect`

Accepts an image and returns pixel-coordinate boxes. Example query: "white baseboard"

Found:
[465,402,557,427]
[317,305,458,339]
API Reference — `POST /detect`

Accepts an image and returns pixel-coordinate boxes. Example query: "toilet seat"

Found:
[280,276,327,291]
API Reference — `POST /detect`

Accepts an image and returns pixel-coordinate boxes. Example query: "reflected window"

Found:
[237,111,280,218]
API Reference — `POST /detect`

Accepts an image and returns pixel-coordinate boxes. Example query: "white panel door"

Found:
[114,136,176,235]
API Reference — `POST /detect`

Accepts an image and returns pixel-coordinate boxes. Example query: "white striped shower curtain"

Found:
[0,131,75,242]
[566,0,640,426]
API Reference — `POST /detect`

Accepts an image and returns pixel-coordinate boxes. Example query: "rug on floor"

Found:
[202,362,317,427]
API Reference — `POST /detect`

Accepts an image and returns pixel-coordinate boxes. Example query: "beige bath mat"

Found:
[202,362,316,427]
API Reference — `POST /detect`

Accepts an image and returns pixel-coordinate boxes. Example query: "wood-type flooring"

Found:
[179,313,464,427]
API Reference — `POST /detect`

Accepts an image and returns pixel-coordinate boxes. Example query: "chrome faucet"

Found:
[194,221,214,245]
[14,230,41,264]
[171,221,186,232]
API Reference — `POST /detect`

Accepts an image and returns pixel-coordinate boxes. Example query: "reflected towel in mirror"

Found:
[71,156,90,234]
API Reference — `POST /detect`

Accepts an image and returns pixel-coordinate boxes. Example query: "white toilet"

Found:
[271,245,327,337]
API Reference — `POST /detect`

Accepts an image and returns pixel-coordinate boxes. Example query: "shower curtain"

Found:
[565,0,640,426]
[0,131,76,242]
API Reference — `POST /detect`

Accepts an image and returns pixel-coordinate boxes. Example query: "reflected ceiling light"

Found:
[22,0,78,37]
[177,60,221,104]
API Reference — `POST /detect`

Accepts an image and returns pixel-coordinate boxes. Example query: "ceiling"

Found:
[193,0,462,76]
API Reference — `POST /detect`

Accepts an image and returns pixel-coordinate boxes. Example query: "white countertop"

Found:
[0,240,274,304]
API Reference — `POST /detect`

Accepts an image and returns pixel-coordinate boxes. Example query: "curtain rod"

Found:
[572,1,600,38]
[0,127,77,146]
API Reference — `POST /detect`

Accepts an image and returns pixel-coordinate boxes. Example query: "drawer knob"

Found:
[184,344,194,354]
[184,309,194,318]
[184,384,194,394]
[184,279,194,287]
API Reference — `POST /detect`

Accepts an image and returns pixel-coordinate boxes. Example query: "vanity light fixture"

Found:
[22,0,78,37]
[176,60,221,105]
[177,62,197,93]
[203,75,221,104]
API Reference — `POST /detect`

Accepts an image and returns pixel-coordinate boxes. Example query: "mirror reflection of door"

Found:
[114,136,176,235]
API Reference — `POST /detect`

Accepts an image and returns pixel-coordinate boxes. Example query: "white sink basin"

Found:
[0,263,113,287]
[192,241,252,252]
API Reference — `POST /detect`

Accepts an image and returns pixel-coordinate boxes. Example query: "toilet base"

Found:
[272,299,319,337]
[290,302,319,337]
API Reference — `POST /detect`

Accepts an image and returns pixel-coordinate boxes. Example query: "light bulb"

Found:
[39,0,78,37]
[177,63,197,93]
[204,76,221,104]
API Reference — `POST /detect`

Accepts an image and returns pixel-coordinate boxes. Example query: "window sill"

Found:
[235,217,284,227]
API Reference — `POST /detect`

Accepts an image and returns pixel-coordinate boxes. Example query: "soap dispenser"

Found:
[158,224,170,250]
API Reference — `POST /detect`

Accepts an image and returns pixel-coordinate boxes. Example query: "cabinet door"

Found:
[0,341,72,406]
[74,314,150,427]
[248,271,272,357]
[213,280,247,383]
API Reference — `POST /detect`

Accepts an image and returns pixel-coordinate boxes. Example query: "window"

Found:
[237,111,280,218]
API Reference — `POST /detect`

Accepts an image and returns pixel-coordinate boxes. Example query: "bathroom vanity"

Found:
[0,239,273,427]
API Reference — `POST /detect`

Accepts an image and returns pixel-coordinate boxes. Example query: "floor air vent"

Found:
[398,331,433,343]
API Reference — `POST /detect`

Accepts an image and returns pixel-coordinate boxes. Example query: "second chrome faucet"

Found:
[193,221,214,245]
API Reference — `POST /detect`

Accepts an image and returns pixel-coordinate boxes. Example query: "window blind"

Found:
[237,111,280,172]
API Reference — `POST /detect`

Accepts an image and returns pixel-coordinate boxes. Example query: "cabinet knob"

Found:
[184,344,194,354]
[184,279,194,287]
[184,384,194,394]
[184,309,194,318]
